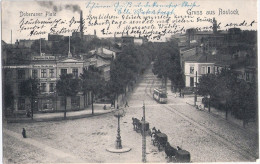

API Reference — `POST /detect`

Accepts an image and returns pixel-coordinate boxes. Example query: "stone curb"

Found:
[5,110,115,123]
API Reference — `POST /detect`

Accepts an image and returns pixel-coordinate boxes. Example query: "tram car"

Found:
[153,88,167,103]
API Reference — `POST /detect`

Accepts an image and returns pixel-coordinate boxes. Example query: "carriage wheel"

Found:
[158,144,161,151]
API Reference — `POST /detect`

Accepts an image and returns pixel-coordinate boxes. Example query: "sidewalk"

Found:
[5,104,116,123]
[174,93,258,136]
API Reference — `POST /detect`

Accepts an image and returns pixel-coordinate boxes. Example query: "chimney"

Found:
[11,30,12,45]
[68,36,72,57]
[213,17,217,34]
[80,11,83,38]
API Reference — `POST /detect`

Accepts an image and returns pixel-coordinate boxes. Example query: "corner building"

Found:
[3,53,90,115]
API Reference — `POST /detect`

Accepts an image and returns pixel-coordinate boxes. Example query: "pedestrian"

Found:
[179,91,182,97]
[111,101,113,108]
[103,105,106,110]
[22,128,26,138]
[125,100,129,107]
[182,92,185,98]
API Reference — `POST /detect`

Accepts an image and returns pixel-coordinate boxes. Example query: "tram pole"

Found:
[194,71,197,106]
[142,101,146,163]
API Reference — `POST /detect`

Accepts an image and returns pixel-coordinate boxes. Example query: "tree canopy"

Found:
[152,39,184,89]
[56,74,80,97]
[197,69,257,120]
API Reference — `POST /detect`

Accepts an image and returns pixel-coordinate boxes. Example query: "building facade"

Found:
[3,53,90,115]
[184,54,216,87]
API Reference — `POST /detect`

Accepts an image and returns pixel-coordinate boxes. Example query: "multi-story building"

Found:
[184,54,217,87]
[3,51,90,115]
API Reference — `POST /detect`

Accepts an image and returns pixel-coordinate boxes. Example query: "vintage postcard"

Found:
[1,0,259,163]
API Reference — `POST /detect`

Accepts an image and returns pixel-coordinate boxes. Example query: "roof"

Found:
[2,40,7,45]
[185,54,217,63]
[180,47,196,52]
[104,47,122,53]
[97,52,113,59]
[58,57,84,63]
[195,31,213,35]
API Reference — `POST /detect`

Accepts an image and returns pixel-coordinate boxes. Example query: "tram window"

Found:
[160,93,167,98]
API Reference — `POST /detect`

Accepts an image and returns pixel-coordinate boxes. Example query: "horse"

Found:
[165,142,178,162]
[151,128,163,147]
[132,118,141,131]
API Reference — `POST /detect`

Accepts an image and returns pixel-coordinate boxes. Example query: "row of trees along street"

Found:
[152,39,185,92]
[197,69,257,125]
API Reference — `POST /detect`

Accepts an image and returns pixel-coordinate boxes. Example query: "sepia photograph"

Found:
[1,0,259,163]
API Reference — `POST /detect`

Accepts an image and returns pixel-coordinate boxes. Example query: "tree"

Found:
[56,74,80,118]
[20,78,40,119]
[197,74,217,97]
[80,66,104,115]
[3,83,14,116]
[152,39,183,91]
[198,69,257,122]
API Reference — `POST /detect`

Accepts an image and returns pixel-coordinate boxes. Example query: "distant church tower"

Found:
[213,17,218,34]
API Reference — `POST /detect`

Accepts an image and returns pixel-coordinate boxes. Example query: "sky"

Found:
[1,0,258,43]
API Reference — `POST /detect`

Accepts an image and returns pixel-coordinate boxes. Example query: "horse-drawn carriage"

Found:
[151,128,168,150]
[151,127,191,162]
[155,133,168,150]
[165,142,191,162]
[132,117,151,135]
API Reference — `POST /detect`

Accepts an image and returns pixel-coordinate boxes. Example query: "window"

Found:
[190,67,194,74]
[207,66,211,74]
[49,69,55,78]
[61,69,67,75]
[41,69,47,78]
[71,96,80,110]
[18,83,23,95]
[5,69,12,77]
[32,69,38,78]
[18,69,25,79]
[42,99,53,110]
[49,83,54,92]
[41,83,46,92]
[72,68,78,77]
[201,67,206,74]
[246,72,250,81]
[18,98,25,110]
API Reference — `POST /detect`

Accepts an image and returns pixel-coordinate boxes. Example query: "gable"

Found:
[58,57,84,63]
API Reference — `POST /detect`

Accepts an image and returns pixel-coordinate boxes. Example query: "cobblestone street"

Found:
[3,68,259,163]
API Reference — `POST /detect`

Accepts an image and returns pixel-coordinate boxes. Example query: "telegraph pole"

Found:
[194,71,197,106]
[142,102,146,163]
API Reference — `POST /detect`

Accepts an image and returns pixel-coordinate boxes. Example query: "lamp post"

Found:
[114,108,125,149]
[207,95,211,113]
[142,102,146,163]
[106,107,131,153]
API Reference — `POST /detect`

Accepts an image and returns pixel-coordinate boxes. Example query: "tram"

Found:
[153,88,167,103]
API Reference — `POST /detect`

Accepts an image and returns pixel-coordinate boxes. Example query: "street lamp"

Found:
[114,108,125,149]
[106,107,131,153]
[207,95,211,113]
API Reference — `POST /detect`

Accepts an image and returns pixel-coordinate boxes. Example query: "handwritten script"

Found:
[18,1,256,40]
